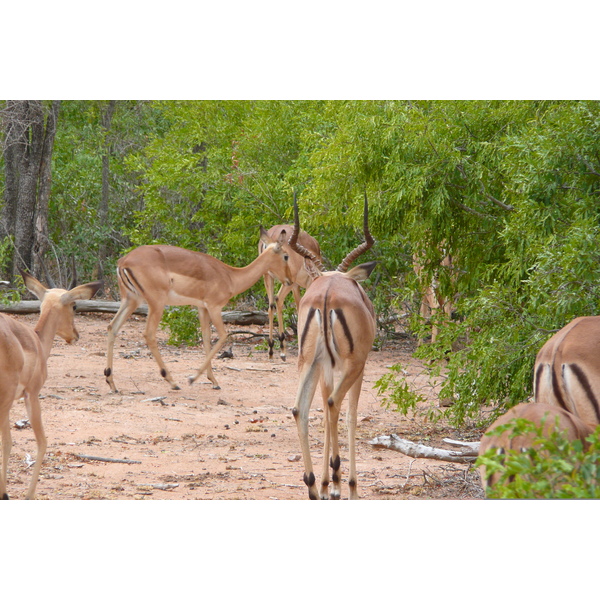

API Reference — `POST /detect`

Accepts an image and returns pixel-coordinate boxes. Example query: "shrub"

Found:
[476,419,600,499]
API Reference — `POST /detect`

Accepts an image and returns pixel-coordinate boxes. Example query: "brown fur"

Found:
[0,272,101,499]
[534,316,600,424]
[105,229,293,392]
[478,402,595,492]
[293,262,377,500]
[259,225,322,361]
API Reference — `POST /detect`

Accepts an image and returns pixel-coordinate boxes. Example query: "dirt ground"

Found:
[3,311,486,500]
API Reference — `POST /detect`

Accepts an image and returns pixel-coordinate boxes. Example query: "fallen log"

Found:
[369,433,480,464]
[0,300,268,325]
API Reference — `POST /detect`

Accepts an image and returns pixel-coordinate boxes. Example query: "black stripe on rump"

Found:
[322,291,335,368]
[567,363,600,422]
[121,267,145,295]
[552,364,568,411]
[333,308,354,354]
[300,307,316,355]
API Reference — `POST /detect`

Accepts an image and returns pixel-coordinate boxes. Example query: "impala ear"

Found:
[19,269,48,301]
[259,226,272,246]
[60,281,103,305]
[344,261,378,282]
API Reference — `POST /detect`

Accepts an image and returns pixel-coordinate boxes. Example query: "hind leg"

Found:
[0,404,12,500]
[24,391,47,500]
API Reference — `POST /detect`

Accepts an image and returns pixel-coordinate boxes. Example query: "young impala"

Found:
[289,194,377,499]
[258,223,322,361]
[0,270,102,499]
[104,227,293,393]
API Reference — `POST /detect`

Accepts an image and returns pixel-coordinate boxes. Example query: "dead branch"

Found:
[72,454,141,464]
[369,434,479,463]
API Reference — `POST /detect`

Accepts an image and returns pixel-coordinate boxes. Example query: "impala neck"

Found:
[228,249,283,297]
[34,303,63,360]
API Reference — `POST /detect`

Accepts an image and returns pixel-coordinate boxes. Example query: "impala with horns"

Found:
[1,271,102,499]
[478,402,595,493]
[533,316,600,424]
[290,193,376,499]
[104,229,293,393]
[258,223,322,361]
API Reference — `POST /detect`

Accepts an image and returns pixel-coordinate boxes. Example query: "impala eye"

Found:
[284,254,289,261]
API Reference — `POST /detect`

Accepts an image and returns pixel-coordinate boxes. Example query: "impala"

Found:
[533,316,600,425]
[289,194,376,499]
[258,223,322,361]
[104,228,293,393]
[478,402,594,492]
[1,270,102,499]
[412,252,454,344]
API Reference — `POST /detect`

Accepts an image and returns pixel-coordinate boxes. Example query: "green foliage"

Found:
[160,306,200,346]
[5,99,600,424]
[476,419,600,499]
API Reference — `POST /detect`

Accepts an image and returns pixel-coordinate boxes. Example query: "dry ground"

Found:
[3,311,486,500]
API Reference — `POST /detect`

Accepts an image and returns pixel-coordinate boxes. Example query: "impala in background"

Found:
[259,223,322,361]
[104,228,293,393]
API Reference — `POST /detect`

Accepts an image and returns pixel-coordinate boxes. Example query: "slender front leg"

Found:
[274,284,293,361]
[143,305,180,390]
[263,274,276,359]
[188,309,229,388]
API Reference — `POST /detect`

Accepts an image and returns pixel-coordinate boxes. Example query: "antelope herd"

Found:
[1,196,599,499]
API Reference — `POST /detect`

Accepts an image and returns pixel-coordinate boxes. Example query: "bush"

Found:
[476,419,600,499]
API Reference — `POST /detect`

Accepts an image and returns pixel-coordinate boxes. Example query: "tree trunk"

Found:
[96,100,117,280]
[33,101,61,276]
[1,101,61,280]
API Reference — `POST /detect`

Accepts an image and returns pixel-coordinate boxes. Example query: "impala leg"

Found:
[263,274,276,359]
[326,367,364,500]
[0,404,12,500]
[188,310,229,388]
[144,304,181,390]
[347,371,365,500]
[319,372,334,499]
[23,392,47,500]
[105,296,141,393]
[275,284,294,361]
[193,307,220,389]
[293,361,322,500]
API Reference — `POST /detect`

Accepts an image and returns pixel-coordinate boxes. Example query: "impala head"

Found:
[259,227,293,286]
[289,190,375,282]
[19,269,103,344]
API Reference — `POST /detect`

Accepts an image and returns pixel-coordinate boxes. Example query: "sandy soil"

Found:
[3,311,485,500]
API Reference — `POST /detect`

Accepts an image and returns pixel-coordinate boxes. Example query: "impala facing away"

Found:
[1,271,102,500]
[259,224,322,361]
[289,195,376,499]
[533,316,600,425]
[478,402,594,492]
[104,228,293,393]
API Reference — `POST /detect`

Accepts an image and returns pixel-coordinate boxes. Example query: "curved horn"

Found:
[288,191,324,272]
[336,190,375,272]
